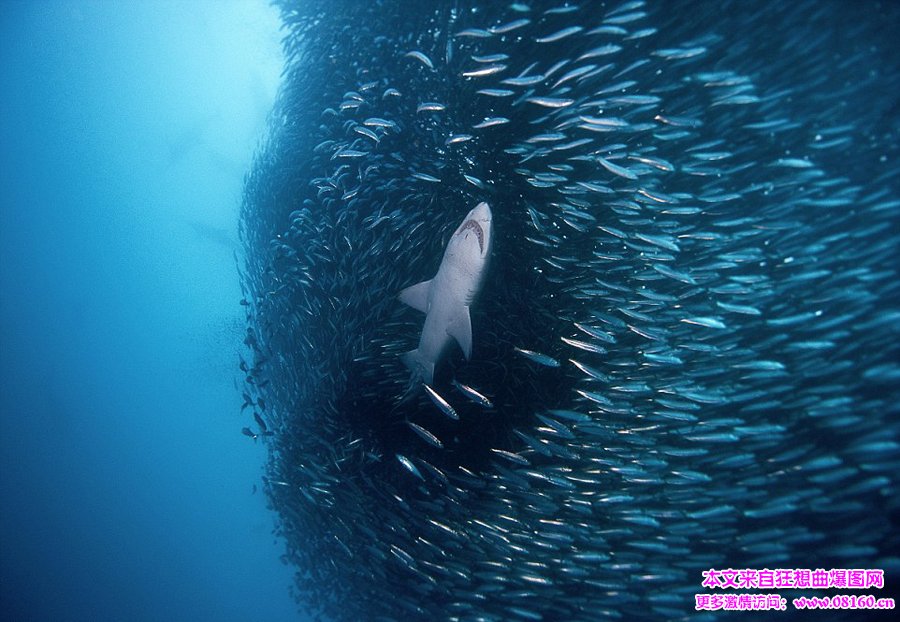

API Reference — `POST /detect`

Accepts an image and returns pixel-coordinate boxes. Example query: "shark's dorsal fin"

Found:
[447,308,473,360]
[399,280,432,313]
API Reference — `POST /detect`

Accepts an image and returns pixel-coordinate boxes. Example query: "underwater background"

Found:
[3,1,900,621]
[0,2,303,620]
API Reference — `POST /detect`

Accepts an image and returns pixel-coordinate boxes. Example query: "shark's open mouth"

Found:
[460,219,485,253]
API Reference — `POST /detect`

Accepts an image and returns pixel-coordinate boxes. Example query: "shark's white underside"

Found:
[399,202,493,385]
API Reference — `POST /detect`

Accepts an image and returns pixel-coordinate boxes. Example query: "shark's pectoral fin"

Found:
[398,279,432,313]
[447,307,473,360]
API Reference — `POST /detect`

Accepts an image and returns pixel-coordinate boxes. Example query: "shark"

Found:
[399,202,493,385]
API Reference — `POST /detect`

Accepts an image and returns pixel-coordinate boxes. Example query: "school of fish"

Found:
[236,1,899,620]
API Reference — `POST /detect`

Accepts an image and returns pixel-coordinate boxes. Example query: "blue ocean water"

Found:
[0,2,304,620]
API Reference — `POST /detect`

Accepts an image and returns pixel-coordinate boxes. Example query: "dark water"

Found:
[0,2,302,621]
[239,1,900,621]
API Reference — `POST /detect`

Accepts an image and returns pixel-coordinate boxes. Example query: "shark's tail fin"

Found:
[402,349,435,386]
